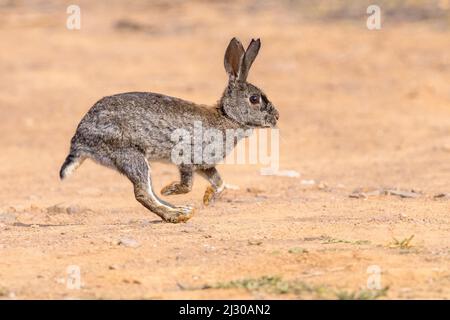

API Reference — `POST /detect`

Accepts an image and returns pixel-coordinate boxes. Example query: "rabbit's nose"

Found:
[274,110,280,120]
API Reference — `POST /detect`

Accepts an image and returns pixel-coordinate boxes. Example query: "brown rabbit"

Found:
[60,38,279,223]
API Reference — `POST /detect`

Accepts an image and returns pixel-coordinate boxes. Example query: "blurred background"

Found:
[1,0,450,197]
[1,0,450,299]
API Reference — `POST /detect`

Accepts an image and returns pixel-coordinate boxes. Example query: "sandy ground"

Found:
[1,0,450,299]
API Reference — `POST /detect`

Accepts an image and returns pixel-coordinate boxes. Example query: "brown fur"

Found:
[60,38,279,223]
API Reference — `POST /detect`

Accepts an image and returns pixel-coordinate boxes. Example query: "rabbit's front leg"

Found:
[198,167,225,206]
[161,165,193,196]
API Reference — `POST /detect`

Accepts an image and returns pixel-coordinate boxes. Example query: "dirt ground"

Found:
[1,0,450,299]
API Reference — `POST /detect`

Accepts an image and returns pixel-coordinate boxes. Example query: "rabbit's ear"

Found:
[238,38,261,82]
[224,37,245,80]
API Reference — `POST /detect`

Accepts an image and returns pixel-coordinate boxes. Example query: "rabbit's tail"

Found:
[59,152,84,180]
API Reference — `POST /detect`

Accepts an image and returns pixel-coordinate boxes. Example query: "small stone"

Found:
[349,188,383,199]
[318,182,328,190]
[224,183,240,190]
[386,189,420,198]
[66,205,82,215]
[47,205,66,214]
[246,187,265,194]
[122,278,141,285]
[29,204,41,213]
[118,237,140,248]
[288,247,308,254]
[248,240,263,246]
[301,179,316,185]
[0,212,17,225]
[203,244,216,252]
[138,219,152,227]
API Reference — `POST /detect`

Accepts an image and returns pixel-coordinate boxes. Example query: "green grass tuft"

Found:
[335,287,389,300]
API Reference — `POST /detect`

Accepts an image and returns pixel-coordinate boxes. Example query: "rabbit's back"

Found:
[72,92,221,161]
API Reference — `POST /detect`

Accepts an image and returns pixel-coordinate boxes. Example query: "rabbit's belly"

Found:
[143,150,225,167]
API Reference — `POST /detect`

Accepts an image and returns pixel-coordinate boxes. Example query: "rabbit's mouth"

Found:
[262,121,276,128]
[264,113,279,128]
[255,122,277,129]
[247,120,275,129]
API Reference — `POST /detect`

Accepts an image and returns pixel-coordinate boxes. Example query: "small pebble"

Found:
[0,212,17,224]
[118,237,140,248]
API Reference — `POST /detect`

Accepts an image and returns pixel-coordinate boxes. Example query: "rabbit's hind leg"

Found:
[161,165,193,196]
[114,149,194,223]
[198,167,225,206]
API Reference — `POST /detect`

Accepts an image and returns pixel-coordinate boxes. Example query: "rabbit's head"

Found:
[220,38,279,128]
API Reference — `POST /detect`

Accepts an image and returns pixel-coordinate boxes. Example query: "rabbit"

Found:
[60,37,279,223]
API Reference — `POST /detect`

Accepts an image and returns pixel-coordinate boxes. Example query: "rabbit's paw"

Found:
[203,186,224,206]
[164,205,195,223]
[161,182,191,196]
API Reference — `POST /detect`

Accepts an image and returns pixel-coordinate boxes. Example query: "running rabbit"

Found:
[60,38,279,223]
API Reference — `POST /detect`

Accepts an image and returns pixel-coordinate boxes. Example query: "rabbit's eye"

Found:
[249,95,260,105]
